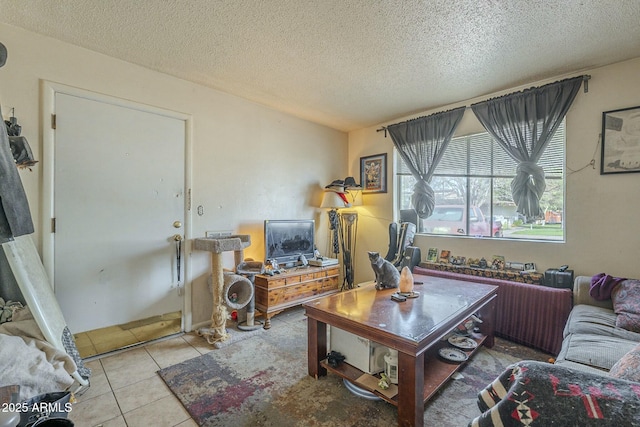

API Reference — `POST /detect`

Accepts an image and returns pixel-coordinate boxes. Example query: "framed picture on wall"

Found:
[360,153,387,193]
[601,105,640,174]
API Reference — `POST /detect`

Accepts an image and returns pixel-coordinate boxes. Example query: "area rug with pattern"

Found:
[158,308,550,427]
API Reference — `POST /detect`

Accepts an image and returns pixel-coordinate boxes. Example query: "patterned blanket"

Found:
[469,361,640,426]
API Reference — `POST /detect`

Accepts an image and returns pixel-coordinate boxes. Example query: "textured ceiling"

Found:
[1,0,640,132]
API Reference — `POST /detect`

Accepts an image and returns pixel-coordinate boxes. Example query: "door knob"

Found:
[173,221,182,228]
[173,234,183,241]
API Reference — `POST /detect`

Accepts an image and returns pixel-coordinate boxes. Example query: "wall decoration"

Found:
[426,247,439,262]
[438,249,451,263]
[601,106,640,174]
[360,153,387,193]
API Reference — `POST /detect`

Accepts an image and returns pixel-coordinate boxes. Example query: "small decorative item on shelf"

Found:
[378,373,390,390]
[384,349,399,384]
[506,261,525,271]
[451,256,466,265]
[439,249,451,263]
[438,347,468,363]
[468,258,480,267]
[448,335,478,350]
[327,350,346,368]
[491,255,505,270]
[426,247,439,262]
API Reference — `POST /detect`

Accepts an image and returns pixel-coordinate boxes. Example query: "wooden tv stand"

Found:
[254,265,340,329]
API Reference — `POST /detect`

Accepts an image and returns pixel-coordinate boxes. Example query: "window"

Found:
[396,121,565,241]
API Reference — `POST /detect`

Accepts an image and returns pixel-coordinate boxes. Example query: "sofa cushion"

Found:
[612,279,640,332]
[563,304,640,341]
[555,332,637,370]
[553,358,610,376]
[610,343,640,381]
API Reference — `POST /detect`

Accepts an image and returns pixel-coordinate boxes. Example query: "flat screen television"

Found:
[264,219,315,267]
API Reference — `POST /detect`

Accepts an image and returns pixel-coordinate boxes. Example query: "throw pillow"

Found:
[0,297,24,324]
[610,342,640,381]
[611,279,640,332]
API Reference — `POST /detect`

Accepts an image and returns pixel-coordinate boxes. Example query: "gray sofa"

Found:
[470,276,640,426]
[555,275,640,375]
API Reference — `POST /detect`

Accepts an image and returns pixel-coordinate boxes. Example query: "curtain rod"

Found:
[376,75,591,137]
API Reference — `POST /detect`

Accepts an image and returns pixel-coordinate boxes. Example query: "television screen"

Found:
[264,220,315,267]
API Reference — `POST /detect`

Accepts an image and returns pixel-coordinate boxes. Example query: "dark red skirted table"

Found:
[414,265,573,355]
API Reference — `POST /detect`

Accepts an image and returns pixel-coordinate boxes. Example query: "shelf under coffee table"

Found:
[304,276,497,427]
[320,332,488,406]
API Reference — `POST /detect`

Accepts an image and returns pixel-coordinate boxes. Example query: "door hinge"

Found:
[51,114,56,129]
[51,218,56,233]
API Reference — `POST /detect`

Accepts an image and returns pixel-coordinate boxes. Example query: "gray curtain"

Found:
[0,105,34,243]
[471,76,583,218]
[388,107,465,218]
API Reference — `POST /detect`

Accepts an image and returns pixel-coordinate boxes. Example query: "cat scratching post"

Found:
[194,235,251,345]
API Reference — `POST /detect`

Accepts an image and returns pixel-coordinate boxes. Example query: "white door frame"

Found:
[40,80,194,331]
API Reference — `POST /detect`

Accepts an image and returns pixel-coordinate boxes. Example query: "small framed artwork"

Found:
[601,106,640,174]
[426,247,439,262]
[438,249,451,263]
[360,153,387,193]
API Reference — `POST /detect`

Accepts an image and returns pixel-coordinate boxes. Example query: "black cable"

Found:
[176,239,182,283]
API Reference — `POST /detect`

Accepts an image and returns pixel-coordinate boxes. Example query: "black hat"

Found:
[344,176,362,189]
[325,179,345,192]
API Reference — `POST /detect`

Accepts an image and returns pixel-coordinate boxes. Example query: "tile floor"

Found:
[69,331,210,427]
[69,308,304,427]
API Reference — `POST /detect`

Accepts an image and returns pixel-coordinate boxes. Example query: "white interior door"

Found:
[53,92,186,333]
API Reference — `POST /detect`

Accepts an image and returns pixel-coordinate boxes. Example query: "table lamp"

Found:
[321,177,364,290]
[320,190,348,258]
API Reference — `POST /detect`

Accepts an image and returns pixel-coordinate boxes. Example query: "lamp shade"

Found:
[346,189,363,207]
[320,191,349,209]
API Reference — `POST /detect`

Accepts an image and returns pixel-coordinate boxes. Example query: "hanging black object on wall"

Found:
[544,265,574,289]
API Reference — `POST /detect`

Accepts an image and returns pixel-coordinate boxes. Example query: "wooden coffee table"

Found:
[304,274,498,427]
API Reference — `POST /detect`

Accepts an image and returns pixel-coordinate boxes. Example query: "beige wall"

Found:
[0,24,348,328]
[349,57,640,284]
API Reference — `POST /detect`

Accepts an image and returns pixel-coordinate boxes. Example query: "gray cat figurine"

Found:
[368,251,400,290]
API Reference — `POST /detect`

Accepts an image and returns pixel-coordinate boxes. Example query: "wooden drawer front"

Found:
[261,279,337,308]
[298,272,315,283]
[285,274,302,285]
[313,271,325,279]
[313,268,339,279]
[282,272,317,284]
[288,281,325,301]
[255,276,286,289]
[321,276,340,291]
